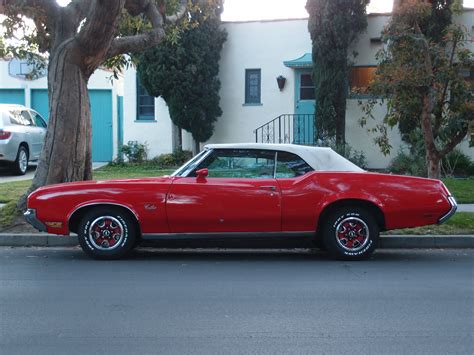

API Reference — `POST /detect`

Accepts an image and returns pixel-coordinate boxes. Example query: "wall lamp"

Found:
[276,75,286,91]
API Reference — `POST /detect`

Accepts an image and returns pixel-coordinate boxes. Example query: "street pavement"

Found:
[0,247,472,354]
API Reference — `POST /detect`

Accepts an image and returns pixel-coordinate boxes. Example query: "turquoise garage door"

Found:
[0,89,25,105]
[31,89,113,162]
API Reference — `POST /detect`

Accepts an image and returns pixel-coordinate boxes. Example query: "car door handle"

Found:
[260,186,277,191]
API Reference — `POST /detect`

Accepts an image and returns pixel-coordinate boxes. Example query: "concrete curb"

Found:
[0,233,472,248]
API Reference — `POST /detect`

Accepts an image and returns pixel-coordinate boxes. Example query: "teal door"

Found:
[294,70,316,144]
[90,90,113,162]
[0,89,25,105]
[31,89,113,162]
[31,89,49,120]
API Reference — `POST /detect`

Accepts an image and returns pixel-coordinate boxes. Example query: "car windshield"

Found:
[170,149,209,177]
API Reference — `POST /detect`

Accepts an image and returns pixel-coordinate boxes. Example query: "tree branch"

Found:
[0,0,58,19]
[63,0,93,25]
[439,129,468,158]
[75,0,125,71]
[107,0,168,58]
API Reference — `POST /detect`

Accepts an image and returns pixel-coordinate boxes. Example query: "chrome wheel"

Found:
[88,216,125,251]
[335,217,370,252]
[18,149,28,173]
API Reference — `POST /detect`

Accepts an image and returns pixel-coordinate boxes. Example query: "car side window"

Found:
[30,111,47,128]
[21,110,35,126]
[9,110,24,125]
[193,149,276,178]
[276,151,313,178]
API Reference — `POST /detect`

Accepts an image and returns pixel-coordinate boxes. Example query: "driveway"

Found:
[0,162,107,184]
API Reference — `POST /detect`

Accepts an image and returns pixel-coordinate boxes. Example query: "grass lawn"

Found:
[1,164,473,233]
[442,177,474,204]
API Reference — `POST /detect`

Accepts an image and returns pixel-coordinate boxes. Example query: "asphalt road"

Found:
[0,247,472,355]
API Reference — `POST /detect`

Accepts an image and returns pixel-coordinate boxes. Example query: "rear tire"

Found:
[12,146,28,175]
[322,207,379,260]
[78,207,137,260]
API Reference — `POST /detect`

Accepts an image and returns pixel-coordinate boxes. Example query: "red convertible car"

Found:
[25,143,457,260]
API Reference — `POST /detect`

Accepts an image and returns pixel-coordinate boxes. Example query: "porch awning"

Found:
[283,53,312,69]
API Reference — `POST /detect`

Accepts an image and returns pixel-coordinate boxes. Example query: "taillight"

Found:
[0,130,12,140]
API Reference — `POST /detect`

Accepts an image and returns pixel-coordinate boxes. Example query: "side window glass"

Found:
[194,149,275,178]
[21,110,34,126]
[9,110,24,125]
[276,151,313,178]
[30,111,47,128]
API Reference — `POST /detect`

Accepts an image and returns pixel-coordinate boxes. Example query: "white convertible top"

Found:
[204,143,364,172]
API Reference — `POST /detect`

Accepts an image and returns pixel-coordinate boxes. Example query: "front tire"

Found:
[78,208,137,260]
[12,146,28,175]
[322,207,379,260]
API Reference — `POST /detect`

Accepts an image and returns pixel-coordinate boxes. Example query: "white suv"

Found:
[0,104,47,175]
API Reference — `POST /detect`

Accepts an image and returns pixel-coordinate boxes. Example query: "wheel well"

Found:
[69,204,141,235]
[19,142,29,155]
[316,199,386,236]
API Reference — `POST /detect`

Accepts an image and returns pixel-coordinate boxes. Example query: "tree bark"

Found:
[18,46,92,209]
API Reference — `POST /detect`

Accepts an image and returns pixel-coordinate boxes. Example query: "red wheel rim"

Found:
[335,217,369,252]
[88,216,124,251]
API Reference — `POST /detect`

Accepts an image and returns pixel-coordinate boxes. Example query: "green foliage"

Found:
[120,141,148,163]
[389,149,428,177]
[136,0,227,143]
[151,150,193,168]
[306,0,369,144]
[360,2,473,174]
[441,149,474,177]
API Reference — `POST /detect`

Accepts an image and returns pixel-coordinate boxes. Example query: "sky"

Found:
[221,0,474,21]
[54,0,474,22]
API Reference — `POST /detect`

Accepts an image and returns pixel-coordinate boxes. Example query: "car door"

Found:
[17,109,42,159]
[166,149,281,233]
[28,110,47,160]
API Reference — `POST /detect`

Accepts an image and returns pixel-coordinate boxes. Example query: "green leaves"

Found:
[136,0,226,143]
[307,0,369,144]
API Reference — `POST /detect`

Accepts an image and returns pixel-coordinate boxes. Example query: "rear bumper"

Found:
[438,196,457,224]
[24,208,47,232]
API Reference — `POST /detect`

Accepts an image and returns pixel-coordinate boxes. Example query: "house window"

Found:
[136,76,155,120]
[349,66,377,94]
[245,69,261,104]
[299,74,315,100]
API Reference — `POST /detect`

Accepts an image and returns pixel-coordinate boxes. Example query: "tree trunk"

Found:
[172,124,182,151]
[18,48,92,210]
[192,139,200,155]
[421,94,440,178]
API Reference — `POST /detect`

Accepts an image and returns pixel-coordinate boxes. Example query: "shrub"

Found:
[441,150,474,177]
[120,141,148,163]
[389,150,427,177]
[152,150,193,168]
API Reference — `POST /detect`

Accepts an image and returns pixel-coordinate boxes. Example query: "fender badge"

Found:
[45,222,63,228]
[144,204,157,210]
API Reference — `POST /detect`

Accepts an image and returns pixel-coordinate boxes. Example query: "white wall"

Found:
[122,66,175,158]
[121,11,473,167]
[211,19,310,145]
[0,59,122,159]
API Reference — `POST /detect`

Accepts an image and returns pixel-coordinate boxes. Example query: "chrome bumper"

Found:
[438,196,457,225]
[24,208,47,232]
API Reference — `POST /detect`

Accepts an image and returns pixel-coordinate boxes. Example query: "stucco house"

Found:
[0,58,122,162]
[123,10,473,169]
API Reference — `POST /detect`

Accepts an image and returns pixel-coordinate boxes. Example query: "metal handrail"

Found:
[254,113,316,145]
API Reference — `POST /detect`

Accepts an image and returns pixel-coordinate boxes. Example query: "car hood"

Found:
[29,176,173,198]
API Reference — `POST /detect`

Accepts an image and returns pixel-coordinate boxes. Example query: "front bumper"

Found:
[24,209,47,232]
[438,196,457,224]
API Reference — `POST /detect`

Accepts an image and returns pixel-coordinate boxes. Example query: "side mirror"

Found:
[196,168,208,180]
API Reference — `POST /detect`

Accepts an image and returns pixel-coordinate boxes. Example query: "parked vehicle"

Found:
[0,104,47,175]
[25,143,457,260]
